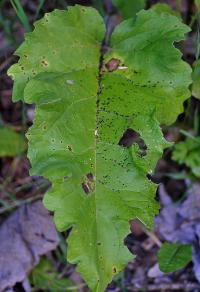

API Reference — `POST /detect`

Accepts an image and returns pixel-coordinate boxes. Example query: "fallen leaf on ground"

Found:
[155,183,200,281]
[0,201,59,291]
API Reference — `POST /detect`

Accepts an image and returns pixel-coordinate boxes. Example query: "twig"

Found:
[130,282,200,291]
[142,226,162,247]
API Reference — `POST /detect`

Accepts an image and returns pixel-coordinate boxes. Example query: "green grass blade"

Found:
[35,0,46,20]
[10,0,31,31]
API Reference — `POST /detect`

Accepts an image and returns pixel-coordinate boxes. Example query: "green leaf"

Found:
[112,0,146,20]
[107,9,191,125]
[158,242,192,273]
[8,6,105,102]
[172,137,200,178]
[92,0,105,16]
[151,3,181,18]
[195,0,200,11]
[30,257,76,291]
[8,5,191,291]
[192,75,200,99]
[192,60,200,99]
[0,127,26,156]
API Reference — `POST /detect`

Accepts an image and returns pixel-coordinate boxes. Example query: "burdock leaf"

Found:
[8,5,191,291]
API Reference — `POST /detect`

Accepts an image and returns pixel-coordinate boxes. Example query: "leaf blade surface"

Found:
[8,5,192,291]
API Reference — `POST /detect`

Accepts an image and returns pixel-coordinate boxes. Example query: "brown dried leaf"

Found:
[0,201,59,291]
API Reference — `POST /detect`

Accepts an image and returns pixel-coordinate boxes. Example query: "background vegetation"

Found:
[0,0,200,291]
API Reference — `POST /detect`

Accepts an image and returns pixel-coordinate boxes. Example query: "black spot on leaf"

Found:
[105,58,121,72]
[67,145,72,151]
[82,182,90,194]
[87,173,94,181]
